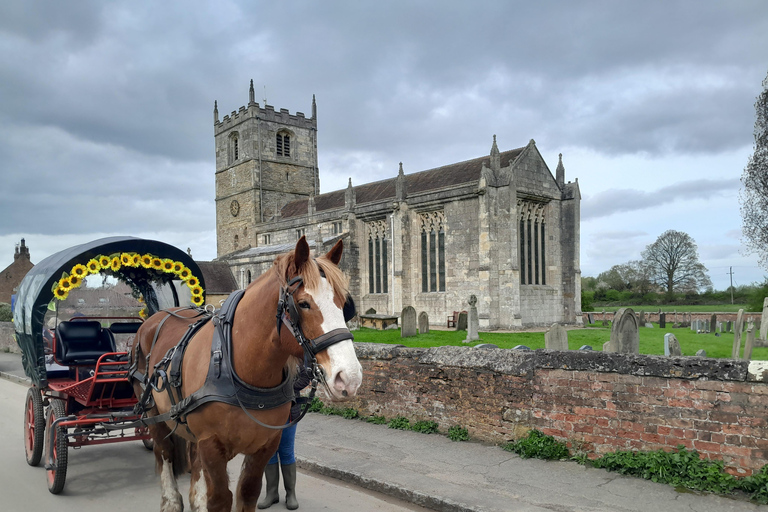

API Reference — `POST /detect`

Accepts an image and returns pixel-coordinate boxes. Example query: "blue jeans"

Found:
[268,423,297,465]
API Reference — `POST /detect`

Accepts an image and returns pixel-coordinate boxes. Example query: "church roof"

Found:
[195,260,238,294]
[279,147,525,219]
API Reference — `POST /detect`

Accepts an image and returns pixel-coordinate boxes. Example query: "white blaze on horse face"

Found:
[310,278,363,399]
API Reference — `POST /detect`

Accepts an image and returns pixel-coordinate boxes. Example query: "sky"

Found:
[0,0,767,292]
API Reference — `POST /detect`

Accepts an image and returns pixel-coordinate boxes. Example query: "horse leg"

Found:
[235,452,274,512]
[194,437,233,512]
[151,424,185,512]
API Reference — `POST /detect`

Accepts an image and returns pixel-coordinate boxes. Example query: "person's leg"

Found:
[257,448,281,508]
[278,424,299,510]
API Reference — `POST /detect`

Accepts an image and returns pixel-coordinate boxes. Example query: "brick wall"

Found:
[339,344,768,476]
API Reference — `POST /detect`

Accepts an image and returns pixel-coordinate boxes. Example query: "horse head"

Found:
[277,236,362,401]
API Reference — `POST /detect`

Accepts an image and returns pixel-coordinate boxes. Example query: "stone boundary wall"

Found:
[341,343,768,476]
[0,322,19,353]
[583,311,761,324]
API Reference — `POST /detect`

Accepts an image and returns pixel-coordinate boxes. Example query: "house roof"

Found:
[279,147,525,219]
[196,261,238,294]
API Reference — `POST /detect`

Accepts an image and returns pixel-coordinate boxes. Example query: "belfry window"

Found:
[519,200,546,285]
[277,132,291,157]
[229,132,240,165]
[367,220,389,294]
[419,211,446,292]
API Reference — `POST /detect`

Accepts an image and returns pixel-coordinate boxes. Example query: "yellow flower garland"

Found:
[52,252,205,309]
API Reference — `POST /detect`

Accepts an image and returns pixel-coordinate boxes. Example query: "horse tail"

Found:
[171,433,190,477]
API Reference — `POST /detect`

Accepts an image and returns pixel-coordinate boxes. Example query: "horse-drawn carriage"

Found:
[14,236,205,494]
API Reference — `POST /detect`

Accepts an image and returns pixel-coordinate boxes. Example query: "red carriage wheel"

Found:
[45,399,68,494]
[24,387,45,466]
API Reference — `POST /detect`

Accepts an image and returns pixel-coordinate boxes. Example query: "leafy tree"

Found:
[0,302,11,322]
[641,230,712,297]
[741,69,768,267]
[596,260,654,294]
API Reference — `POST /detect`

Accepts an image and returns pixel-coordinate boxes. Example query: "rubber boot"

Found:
[281,463,299,510]
[257,463,280,509]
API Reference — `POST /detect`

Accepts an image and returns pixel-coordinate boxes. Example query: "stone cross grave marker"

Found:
[418,311,429,334]
[605,307,639,354]
[463,295,480,343]
[664,333,681,356]
[744,326,755,361]
[545,323,568,351]
[401,306,417,338]
[761,298,768,341]
[732,309,745,359]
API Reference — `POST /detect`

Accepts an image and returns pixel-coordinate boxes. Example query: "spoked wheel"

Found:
[45,399,68,494]
[23,387,45,466]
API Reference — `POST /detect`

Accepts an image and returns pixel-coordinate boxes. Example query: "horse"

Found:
[130,237,363,512]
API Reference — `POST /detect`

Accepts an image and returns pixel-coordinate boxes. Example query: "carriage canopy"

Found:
[13,236,206,387]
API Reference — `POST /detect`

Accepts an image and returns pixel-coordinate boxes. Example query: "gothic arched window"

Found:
[367,219,389,294]
[518,200,546,285]
[276,131,291,157]
[419,211,445,292]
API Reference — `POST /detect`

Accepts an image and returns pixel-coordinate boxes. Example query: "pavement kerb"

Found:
[0,370,29,386]
[297,456,484,512]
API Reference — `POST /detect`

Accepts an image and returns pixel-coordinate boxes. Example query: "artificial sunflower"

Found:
[53,287,69,300]
[151,257,163,270]
[59,277,73,291]
[162,259,175,272]
[191,285,204,297]
[99,255,111,268]
[121,253,133,266]
[86,259,100,274]
[69,275,82,288]
[191,294,204,307]
[71,264,88,278]
[110,257,121,272]
[139,308,148,319]
[172,261,184,274]
[131,254,141,266]
[187,276,200,288]
[140,254,153,268]
[178,267,191,280]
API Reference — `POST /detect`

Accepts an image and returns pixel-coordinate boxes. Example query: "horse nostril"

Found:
[342,390,348,397]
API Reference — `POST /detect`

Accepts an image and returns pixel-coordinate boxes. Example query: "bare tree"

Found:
[641,230,712,296]
[740,69,768,266]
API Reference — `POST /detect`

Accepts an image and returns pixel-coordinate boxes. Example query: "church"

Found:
[214,82,582,329]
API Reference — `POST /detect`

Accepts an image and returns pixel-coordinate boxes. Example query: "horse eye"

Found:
[298,301,311,310]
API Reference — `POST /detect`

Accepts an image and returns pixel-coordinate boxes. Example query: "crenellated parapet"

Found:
[214,101,316,135]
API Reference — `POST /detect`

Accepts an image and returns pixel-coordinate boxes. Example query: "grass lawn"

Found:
[352,324,768,361]
[597,304,752,313]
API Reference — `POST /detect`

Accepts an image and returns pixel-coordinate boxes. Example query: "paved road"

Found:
[0,377,428,512]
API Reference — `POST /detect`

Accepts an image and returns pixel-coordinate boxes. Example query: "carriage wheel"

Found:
[45,399,68,494]
[24,387,45,466]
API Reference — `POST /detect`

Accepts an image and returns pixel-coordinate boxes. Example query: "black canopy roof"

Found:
[13,236,205,387]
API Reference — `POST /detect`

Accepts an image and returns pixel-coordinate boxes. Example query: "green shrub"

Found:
[366,415,387,424]
[411,420,439,434]
[747,280,768,313]
[388,416,410,430]
[0,303,12,322]
[593,446,736,494]
[308,397,324,413]
[740,464,768,504]
[341,407,359,419]
[447,425,469,442]
[503,430,569,460]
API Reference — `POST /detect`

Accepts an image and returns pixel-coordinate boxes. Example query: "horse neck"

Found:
[230,274,291,389]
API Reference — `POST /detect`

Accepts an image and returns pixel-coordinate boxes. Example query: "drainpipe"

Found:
[258,117,263,223]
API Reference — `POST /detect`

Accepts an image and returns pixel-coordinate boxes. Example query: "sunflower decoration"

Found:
[71,264,88,279]
[58,276,73,292]
[68,275,82,288]
[86,259,100,274]
[186,276,200,288]
[190,287,205,306]
[139,307,148,319]
[53,287,69,300]
[110,256,121,272]
[151,257,163,270]
[140,254,153,268]
[120,253,134,266]
[162,259,175,272]
[131,254,141,266]
[99,255,111,268]
[178,266,192,280]
[172,261,184,274]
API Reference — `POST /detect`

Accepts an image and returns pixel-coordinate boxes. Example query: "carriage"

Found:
[13,236,205,494]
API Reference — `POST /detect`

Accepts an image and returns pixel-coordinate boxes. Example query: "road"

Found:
[0,377,428,512]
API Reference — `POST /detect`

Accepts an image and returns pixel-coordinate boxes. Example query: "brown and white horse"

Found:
[131,237,362,512]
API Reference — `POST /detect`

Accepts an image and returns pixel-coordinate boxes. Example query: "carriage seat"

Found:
[55,320,116,364]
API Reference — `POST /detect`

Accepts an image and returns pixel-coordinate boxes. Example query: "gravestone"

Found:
[664,333,681,356]
[605,307,639,354]
[418,311,429,334]
[659,313,666,328]
[732,309,745,359]
[710,314,717,333]
[474,343,498,349]
[695,349,707,357]
[602,320,609,327]
[401,306,417,338]
[587,313,594,324]
[645,322,653,328]
[674,310,678,323]
[761,298,768,341]
[457,311,468,331]
[513,345,531,351]
[726,321,732,333]
[463,295,480,343]
[545,323,568,351]
[744,327,755,361]
[639,310,646,324]
[579,345,593,351]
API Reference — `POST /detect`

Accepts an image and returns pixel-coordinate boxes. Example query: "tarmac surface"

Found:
[0,350,764,512]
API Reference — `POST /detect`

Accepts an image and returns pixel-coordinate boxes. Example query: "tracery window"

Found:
[518,200,546,285]
[367,219,388,294]
[419,211,445,292]
[276,132,291,157]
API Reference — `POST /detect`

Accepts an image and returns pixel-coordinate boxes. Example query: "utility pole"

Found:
[728,266,734,304]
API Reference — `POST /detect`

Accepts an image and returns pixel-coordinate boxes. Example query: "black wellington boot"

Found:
[257,463,280,509]
[282,463,299,510]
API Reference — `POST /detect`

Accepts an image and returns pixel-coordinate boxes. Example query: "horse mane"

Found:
[272,248,349,302]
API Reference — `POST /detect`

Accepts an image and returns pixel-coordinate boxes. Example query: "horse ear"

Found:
[294,236,310,270]
[324,239,344,266]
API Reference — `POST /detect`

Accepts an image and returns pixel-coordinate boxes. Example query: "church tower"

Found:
[214,81,319,257]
